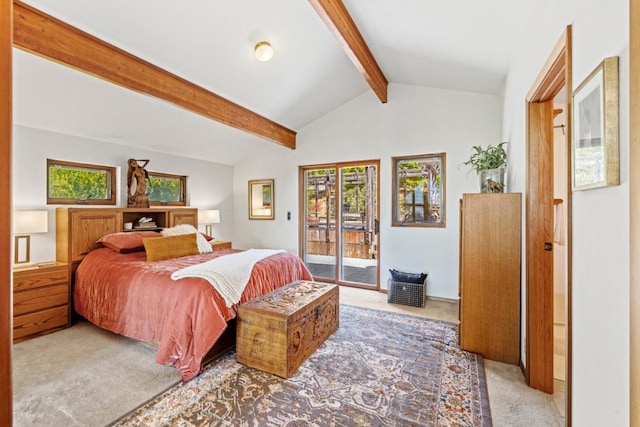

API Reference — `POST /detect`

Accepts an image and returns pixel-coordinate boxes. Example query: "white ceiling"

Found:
[13,0,533,165]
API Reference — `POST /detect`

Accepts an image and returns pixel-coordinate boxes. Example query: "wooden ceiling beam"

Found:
[308,0,388,103]
[12,1,296,149]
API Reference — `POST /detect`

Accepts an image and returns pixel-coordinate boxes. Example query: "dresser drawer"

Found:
[13,283,69,316]
[12,263,71,342]
[13,305,69,342]
[14,265,70,292]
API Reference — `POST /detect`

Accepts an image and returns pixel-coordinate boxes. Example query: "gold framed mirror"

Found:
[248,179,274,220]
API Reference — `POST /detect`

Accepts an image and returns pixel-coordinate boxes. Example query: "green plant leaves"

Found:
[463,142,507,172]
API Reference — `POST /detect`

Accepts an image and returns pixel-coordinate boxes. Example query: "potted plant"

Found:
[463,142,508,193]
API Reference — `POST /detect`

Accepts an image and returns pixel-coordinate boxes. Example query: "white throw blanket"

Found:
[171,249,285,307]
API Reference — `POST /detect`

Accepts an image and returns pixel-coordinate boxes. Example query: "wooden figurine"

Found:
[127,159,150,207]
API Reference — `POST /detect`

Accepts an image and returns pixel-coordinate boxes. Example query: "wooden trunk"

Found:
[236,281,339,378]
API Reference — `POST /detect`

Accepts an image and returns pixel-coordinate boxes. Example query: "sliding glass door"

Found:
[300,161,379,289]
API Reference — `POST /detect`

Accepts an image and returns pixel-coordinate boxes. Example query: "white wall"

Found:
[233,83,502,299]
[12,125,234,263]
[502,0,630,424]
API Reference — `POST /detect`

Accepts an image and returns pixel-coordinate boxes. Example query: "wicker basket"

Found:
[387,277,427,308]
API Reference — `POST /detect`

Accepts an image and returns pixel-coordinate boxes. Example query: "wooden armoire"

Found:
[458,193,521,365]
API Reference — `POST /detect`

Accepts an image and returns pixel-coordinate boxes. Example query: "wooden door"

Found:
[525,28,572,406]
[526,100,555,393]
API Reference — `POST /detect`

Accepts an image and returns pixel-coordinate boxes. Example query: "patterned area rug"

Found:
[110,305,492,426]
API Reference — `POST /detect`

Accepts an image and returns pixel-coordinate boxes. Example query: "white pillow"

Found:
[162,224,212,254]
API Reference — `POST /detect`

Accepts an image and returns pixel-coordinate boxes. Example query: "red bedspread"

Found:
[74,248,312,380]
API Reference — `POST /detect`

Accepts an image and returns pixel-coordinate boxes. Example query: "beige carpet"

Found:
[12,286,564,426]
[12,321,181,426]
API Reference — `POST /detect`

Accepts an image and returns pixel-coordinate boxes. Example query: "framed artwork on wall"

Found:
[572,56,620,191]
[392,153,446,227]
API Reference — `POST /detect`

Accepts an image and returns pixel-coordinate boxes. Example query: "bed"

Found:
[73,231,312,381]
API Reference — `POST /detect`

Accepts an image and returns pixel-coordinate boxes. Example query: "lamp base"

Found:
[14,235,31,264]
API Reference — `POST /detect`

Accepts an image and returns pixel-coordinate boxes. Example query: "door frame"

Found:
[630,1,639,425]
[298,159,381,290]
[525,25,573,421]
[0,0,12,424]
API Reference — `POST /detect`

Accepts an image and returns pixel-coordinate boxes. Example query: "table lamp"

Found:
[199,209,220,238]
[13,210,48,265]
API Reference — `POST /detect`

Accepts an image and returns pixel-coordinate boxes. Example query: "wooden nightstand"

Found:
[210,240,232,250]
[13,262,71,343]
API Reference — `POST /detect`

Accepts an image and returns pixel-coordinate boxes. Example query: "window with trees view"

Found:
[47,159,116,205]
[147,172,187,206]
[392,153,446,227]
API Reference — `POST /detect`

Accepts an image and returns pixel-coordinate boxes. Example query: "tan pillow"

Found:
[162,224,212,254]
[143,233,199,262]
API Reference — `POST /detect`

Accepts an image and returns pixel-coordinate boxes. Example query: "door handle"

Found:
[544,242,553,252]
[374,219,380,234]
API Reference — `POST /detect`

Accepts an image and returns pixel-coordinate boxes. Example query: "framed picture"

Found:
[392,153,446,227]
[572,56,620,191]
[248,179,274,220]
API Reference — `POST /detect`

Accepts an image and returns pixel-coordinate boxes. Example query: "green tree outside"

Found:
[148,176,182,202]
[48,168,109,200]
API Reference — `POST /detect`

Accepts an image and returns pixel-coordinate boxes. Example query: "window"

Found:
[147,172,187,206]
[47,159,116,205]
[392,153,446,227]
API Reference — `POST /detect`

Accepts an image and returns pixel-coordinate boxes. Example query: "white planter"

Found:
[478,167,506,193]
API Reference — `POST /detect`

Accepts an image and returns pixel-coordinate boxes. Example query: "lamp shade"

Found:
[199,209,220,224]
[13,210,48,234]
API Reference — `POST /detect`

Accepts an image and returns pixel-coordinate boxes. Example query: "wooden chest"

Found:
[236,281,339,378]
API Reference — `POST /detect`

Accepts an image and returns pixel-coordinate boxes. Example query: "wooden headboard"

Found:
[56,207,198,277]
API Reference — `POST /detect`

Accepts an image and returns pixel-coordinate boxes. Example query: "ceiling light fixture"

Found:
[254,41,274,62]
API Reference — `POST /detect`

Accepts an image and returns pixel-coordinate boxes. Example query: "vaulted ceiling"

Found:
[13,0,533,165]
